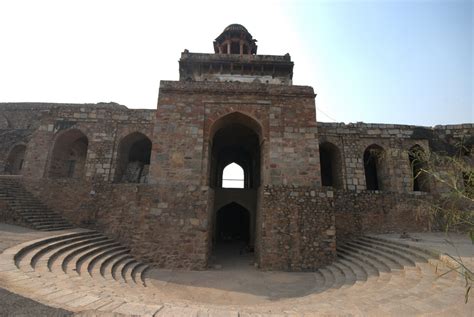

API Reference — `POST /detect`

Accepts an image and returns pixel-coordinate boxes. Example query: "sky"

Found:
[0,0,472,126]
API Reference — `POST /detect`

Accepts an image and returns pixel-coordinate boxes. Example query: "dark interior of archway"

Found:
[364,148,379,190]
[129,138,152,164]
[230,41,240,54]
[210,123,260,189]
[409,146,429,192]
[320,146,334,186]
[216,203,250,245]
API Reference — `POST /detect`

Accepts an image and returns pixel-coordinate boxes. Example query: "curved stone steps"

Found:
[85,246,128,278]
[75,242,123,276]
[98,250,131,278]
[332,261,357,288]
[111,257,135,283]
[338,244,392,273]
[31,233,104,269]
[61,240,118,274]
[131,263,149,286]
[353,238,418,266]
[345,241,408,269]
[358,236,431,263]
[45,236,109,271]
[4,232,469,316]
[14,231,92,268]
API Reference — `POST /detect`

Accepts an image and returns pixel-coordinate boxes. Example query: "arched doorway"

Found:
[319,142,343,188]
[409,145,429,192]
[49,129,88,179]
[216,202,250,246]
[363,144,385,190]
[115,132,152,183]
[209,112,262,266]
[5,144,26,175]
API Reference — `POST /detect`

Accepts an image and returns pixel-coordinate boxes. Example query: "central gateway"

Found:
[151,24,336,270]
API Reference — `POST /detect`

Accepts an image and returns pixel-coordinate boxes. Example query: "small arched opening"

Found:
[49,129,88,179]
[409,145,430,192]
[115,132,152,183]
[319,142,343,188]
[222,162,245,188]
[5,144,26,175]
[364,144,384,190]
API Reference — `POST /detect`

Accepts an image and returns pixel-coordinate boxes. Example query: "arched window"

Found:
[222,163,244,188]
[49,129,88,179]
[364,144,384,190]
[319,142,343,188]
[5,144,26,175]
[115,132,152,183]
[409,145,429,192]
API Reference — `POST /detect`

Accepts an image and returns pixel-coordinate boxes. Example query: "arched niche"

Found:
[5,144,26,175]
[363,144,385,191]
[319,142,343,189]
[209,112,262,189]
[49,129,89,179]
[408,145,430,192]
[115,132,152,183]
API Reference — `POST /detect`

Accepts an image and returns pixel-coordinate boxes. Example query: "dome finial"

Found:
[213,24,258,55]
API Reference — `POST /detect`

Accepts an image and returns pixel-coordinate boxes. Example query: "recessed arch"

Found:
[5,144,26,175]
[363,144,385,190]
[409,144,430,192]
[115,132,152,183]
[49,129,88,179]
[319,142,343,188]
[209,112,262,189]
[215,202,251,246]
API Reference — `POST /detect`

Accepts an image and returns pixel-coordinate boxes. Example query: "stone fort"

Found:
[0,24,472,271]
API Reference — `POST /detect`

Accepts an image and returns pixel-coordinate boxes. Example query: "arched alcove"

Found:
[115,132,152,183]
[216,202,250,245]
[364,144,385,190]
[409,145,430,192]
[209,112,262,189]
[5,144,26,175]
[49,129,88,179]
[319,142,343,188]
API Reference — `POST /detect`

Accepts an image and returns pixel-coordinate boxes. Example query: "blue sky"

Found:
[287,0,473,125]
[0,0,472,126]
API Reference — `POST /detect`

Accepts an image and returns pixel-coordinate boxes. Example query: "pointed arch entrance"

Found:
[208,112,262,265]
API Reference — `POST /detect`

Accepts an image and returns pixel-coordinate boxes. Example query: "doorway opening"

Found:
[208,112,262,268]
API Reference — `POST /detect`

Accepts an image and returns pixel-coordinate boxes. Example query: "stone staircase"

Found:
[0,229,469,315]
[0,177,73,231]
[13,230,150,289]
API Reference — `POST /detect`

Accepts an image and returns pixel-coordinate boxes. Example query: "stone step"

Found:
[338,244,390,273]
[30,233,104,268]
[110,255,135,282]
[353,238,418,266]
[99,251,131,279]
[61,240,118,274]
[364,235,439,258]
[332,261,357,288]
[86,246,129,277]
[120,259,139,284]
[46,236,109,271]
[14,231,94,267]
[130,263,149,286]
[344,241,406,269]
[75,242,123,276]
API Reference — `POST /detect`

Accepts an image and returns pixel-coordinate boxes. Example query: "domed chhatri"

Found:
[213,23,258,55]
